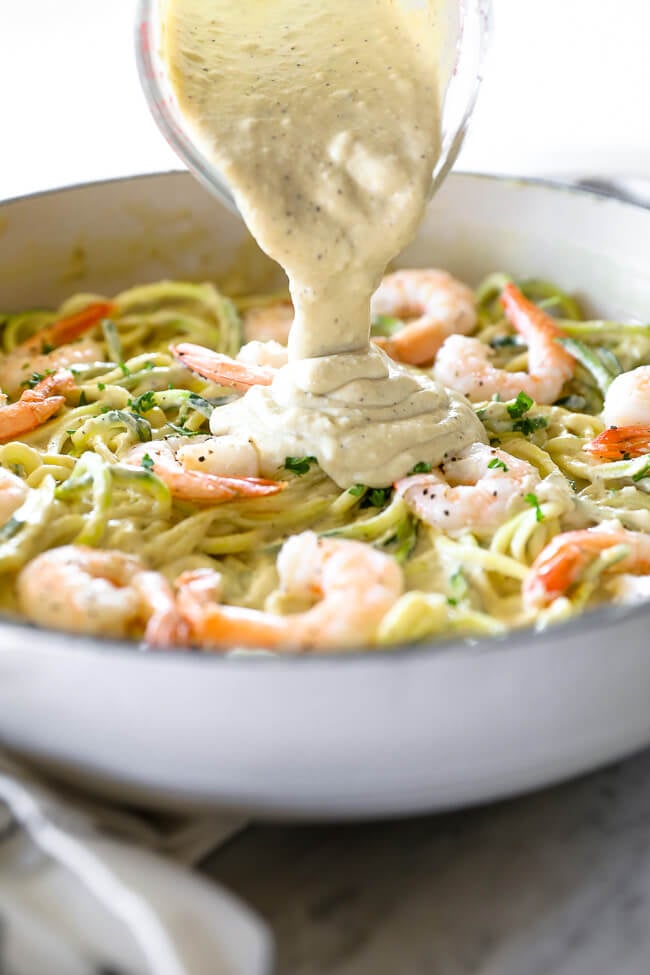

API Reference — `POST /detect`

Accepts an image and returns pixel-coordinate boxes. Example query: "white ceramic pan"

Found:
[1,172,650,818]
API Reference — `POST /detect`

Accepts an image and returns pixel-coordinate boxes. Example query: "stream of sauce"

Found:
[163,0,484,487]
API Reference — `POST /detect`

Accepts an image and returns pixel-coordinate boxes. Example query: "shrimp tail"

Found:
[0,368,78,443]
[152,463,286,502]
[0,395,65,443]
[584,425,650,460]
[501,282,575,370]
[44,301,116,348]
[171,342,274,390]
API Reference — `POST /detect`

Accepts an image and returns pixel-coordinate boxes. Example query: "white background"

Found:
[1,1,650,199]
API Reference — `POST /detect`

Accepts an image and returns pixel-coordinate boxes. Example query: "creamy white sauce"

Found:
[163,0,484,487]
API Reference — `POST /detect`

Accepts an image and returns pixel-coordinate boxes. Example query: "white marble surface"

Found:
[204,750,650,974]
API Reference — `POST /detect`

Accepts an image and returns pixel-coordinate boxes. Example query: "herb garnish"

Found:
[130,390,157,415]
[284,455,317,475]
[524,492,544,522]
[361,486,392,509]
[487,457,508,472]
[507,391,534,419]
[141,453,155,472]
[513,415,548,436]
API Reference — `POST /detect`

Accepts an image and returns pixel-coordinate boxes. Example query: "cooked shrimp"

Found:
[17,545,188,646]
[175,435,261,478]
[0,369,76,444]
[584,424,650,461]
[171,342,275,391]
[176,531,404,651]
[236,339,288,370]
[584,367,650,459]
[434,283,575,403]
[124,440,286,502]
[0,301,113,397]
[395,442,541,536]
[0,467,28,525]
[523,527,650,608]
[370,269,476,366]
[242,301,293,345]
[603,365,650,428]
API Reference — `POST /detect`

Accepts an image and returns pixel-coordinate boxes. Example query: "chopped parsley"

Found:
[25,371,45,388]
[513,415,548,436]
[361,486,392,509]
[489,335,519,349]
[129,390,157,415]
[141,453,155,472]
[97,382,106,392]
[524,492,544,522]
[284,455,317,475]
[410,461,432,474]
[487,456,508,472]
[40,342,55,355]
[78,390,87,406]
[507,391,534,419]
[348,484,366,497]
[118,362,131,377]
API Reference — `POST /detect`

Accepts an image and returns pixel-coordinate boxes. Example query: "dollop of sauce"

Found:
[163,0,484,487]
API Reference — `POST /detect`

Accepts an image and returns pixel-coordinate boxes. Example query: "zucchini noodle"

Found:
[1,273,649,652]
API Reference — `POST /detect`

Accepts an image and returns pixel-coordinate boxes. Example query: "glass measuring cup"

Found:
[136,0,492,214]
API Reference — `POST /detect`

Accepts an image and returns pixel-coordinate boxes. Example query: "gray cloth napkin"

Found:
[0,755,271,975]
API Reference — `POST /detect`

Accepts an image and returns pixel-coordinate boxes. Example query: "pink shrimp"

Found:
[434,283,576,404]
[171,342,275,392]
[176,531,404,652]
[395,442,541,536]
[370,269,477,366]
[17,545,188,647]
[0,369,77,443]
[0,301,113,397]
[124,441,286,503]
[524,527,650,608]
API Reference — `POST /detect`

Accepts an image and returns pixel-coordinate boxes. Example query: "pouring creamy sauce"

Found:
[163,0,484,487]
